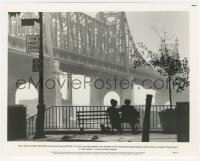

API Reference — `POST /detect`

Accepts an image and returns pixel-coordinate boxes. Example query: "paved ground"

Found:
[26,133,177,142]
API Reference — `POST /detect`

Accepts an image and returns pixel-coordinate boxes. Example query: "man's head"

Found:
[124,99,131,105]
[110,99,118,106]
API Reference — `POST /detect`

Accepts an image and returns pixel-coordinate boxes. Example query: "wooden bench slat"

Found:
[77,114,108,117]
[76,110,110,133]
[79,117,107,120]
[76,110,107,113]
[80,121,109,124]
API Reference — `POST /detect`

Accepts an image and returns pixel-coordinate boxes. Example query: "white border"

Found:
[1,1,200,160]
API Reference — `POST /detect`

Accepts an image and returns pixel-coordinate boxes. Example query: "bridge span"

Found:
[8,12,189,108]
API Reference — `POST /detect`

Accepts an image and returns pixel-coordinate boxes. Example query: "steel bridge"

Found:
[7,12,189,134]
[8,12,152,76]
[9,12,172,106]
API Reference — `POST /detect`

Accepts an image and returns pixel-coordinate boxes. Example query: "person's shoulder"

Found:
[129,105,136,111]
[107,106,111,110]
[107,106,115,110]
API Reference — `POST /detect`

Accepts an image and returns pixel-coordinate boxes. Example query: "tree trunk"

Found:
[168,74,172,109]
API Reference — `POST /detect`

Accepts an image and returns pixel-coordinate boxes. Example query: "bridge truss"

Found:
[8,12,145,74]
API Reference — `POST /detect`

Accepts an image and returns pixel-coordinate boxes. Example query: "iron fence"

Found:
[26,105,176,136]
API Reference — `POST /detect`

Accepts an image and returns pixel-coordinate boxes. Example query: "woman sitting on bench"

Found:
[106,99,121,133]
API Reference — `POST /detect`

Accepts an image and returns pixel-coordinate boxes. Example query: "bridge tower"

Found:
[89,12,136,105]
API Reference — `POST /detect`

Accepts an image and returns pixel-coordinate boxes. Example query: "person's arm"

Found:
[107,107,112,117]
[118,106,122,112]
[106,108,109,114]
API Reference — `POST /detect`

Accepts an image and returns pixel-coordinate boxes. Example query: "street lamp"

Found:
[9,12,46,139]
[34,12,46,139]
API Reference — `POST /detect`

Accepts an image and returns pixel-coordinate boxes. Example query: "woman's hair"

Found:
[110,99,117,106]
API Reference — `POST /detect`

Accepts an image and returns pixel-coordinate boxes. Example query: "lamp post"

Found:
[9,12,46,139]
[34,12,46,139]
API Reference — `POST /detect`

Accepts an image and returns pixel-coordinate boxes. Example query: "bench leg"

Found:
[121,123,123,133]
[79,124,84,135]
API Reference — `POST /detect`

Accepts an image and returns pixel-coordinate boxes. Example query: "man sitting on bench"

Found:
[107,99,122,133]
[120,99,139,134]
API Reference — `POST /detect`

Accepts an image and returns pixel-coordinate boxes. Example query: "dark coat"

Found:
[107,106,121,131]
[120,105,140,123]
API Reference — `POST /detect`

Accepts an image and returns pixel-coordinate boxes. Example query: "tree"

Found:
[136,28,189,109]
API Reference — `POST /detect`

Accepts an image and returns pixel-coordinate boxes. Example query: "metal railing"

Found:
[26,105,176,136]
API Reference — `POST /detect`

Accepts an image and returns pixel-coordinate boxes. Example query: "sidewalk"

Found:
[26,133,177,142]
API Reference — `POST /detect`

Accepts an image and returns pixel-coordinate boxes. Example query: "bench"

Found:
[76,110,140,134]
[76,110,110,134]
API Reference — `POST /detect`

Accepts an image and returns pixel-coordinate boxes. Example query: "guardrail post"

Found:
[142,94,153,142]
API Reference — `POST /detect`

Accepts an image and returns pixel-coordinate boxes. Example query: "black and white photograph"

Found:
[1,1,199,158]
[7,11,190,142]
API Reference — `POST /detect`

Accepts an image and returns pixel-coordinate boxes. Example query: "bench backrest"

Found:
[76,110,110,126]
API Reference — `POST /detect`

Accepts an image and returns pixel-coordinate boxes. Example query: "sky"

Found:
[126,12,189,59]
